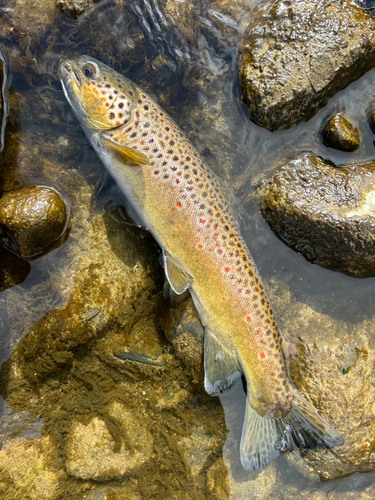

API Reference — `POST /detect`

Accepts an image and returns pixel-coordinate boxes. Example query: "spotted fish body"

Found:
[58,56,343,470]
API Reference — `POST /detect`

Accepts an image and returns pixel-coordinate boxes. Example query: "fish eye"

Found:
[82,63,97,78]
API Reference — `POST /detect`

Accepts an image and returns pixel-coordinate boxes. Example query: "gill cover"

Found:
[58,56,138,131]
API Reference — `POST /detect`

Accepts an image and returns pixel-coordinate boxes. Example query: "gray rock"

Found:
[322,113,360,152]
[239,0,375,131]
[259,154,375,277]
[0,186,68,258]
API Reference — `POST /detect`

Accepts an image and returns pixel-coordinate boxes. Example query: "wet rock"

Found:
[0,0,57,82]
[322,113,360,152]
[178,424,216,477]
[0,246,31,292]
[0,436,64,500]
[84,486,142,500]
[259,154,375,277]
[369,106,375,133]
[65,402,153,480]
[267,279,375,481]
[0,186,68,259]
[205,458,230,500]
[160,295,205,387]
[0,210,161,386]
[239,0,375,131]
[0,50,9,152]
[56,0,98,19]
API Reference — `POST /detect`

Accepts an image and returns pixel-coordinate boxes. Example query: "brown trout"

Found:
[58,55,343,470]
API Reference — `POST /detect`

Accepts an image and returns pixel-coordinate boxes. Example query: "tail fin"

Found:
[240,386,343,471]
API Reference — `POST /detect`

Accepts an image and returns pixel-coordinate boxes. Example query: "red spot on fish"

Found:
[246,316,251,323]
[199,218,205,224]
[176,225,181,230]
[222,297,226,301]
[259,352,266,360]
[197,244,203,249]
[176,202,182,208]
[224,267,230,273]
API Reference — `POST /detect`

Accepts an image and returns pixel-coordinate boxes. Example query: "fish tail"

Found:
[240,384,343,471]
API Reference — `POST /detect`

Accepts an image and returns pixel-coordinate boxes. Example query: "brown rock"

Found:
[322,113,360,151]
[0,0,57,83]
[0,50,9,153]
[0,436,63,500]
[65,402,153,480]
[0,186,68,258]
[239,0,375,131]
[0,246,30,292]
[259,154,375,277]
[267,280,375,481]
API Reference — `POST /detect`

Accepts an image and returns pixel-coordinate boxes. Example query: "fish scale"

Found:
[58,55,343,470]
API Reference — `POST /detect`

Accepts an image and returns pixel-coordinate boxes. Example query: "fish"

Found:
[58,55,343,470]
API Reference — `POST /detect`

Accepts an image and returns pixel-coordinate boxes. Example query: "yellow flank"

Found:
[58,55,344,471]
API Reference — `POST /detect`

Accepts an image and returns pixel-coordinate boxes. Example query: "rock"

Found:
[0,0,57,83]
[322,113,360,152]
[267,279,375,481]
[0,186,68,258]
[369,107,375,133]
[56,0,97,19]
[0,209,161,385]
[0,50,9,153]
[160,295,205,388]
[0,436,64,500]
[65,402,153,480]
[205,458,230,500]
[259,154,375,277]
[0,246,31,292]
[239,0,375,131]
[84,486,142,500]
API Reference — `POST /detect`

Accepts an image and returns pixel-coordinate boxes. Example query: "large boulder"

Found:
[239,0,375,130]
[259,154,375,277]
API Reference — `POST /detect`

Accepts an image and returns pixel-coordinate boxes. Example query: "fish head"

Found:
[58,55,138,131]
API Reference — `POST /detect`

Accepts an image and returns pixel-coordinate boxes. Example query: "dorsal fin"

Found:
[100,135,149,165]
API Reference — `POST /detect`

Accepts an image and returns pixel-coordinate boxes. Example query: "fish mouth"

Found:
[58,58,88,123]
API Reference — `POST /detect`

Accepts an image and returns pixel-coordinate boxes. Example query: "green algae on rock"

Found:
[239,0,375,131]
[0,186,68,259]
[322,114,360,152]
[259,154,375,277]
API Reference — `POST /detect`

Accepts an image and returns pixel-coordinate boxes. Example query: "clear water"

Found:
[1,0,375,498]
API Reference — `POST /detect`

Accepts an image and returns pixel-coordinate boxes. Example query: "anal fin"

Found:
[204,328,242,394]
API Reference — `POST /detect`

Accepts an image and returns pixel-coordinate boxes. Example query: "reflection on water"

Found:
[1,0,375,498]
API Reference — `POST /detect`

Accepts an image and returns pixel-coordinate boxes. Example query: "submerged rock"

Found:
[0,436,64,500]
[239,0,375,131]
[322,113,360,152]
[267,279,375,481]
[259,154,375,277]
[0,246,31,292]
[0,186,68,258]
[0,50,9,152]
[65,402,153,480]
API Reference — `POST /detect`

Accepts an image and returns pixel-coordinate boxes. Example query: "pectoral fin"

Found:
[163,251,193,295]
[204,328,242,394]
[100,135,149,165]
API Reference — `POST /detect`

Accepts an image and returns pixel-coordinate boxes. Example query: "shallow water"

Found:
[2,0,375,498]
